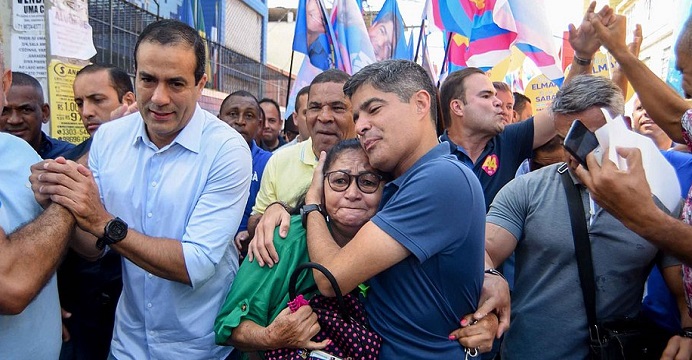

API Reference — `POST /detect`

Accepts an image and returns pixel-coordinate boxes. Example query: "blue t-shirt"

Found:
[440,118,534,210]
[39,132,75,159]
[238,141,272,233]
[641,149,692,333]
[367,142,485,359]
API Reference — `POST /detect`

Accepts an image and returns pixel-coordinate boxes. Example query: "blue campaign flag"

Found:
[331,0,376,73]
[371,0,409,61]
[293,0,336,70]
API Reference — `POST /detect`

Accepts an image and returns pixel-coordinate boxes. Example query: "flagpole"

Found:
[413,18,425,63]
[286,50,295,106]
[437,32,453,88]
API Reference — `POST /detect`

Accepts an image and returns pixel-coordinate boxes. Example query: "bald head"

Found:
[0,42,11,109]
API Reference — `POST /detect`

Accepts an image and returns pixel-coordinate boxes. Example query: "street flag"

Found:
[371,0,410,60]
[330,0,376,74]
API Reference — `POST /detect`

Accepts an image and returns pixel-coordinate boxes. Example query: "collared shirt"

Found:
[440,118,534,210]
[39,131,75,159]
[0,133,62,359]
[368,143,485,358]
[252,138,317,214]
[237,141,272,232]
[90,105,251,359]
[489,163,678,359]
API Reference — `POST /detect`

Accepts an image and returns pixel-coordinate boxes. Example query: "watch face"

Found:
[107,218,128,241]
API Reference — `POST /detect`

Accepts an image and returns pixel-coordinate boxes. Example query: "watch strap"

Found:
[301,204,324,228]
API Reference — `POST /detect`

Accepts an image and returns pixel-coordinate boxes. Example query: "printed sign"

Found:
[11,33,47,78]
[47,60,88,144]
[523,74,559,114]
[13,0,45,32]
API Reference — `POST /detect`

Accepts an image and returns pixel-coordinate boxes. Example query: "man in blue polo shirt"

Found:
[438,1,606,210]
[303,60,487,358]
[218,90,272,258]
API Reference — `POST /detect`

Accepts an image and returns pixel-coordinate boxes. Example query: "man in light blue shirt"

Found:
[0,43,75,360]
[32,20,252,359]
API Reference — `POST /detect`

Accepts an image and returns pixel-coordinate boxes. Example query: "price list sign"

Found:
[48,60,88,144]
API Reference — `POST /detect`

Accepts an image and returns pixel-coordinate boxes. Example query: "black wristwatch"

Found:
[680,327,692,338]
[300,204,325,229]
[484,268,508,282]
[96,217,129,250]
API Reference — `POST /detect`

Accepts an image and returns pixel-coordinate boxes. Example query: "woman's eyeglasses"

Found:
[324,170,383,194]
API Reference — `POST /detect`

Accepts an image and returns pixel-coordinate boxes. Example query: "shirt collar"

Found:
[132,104,204,153]
[300,138,318,167]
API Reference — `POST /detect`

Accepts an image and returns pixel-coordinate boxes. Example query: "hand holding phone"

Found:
[563,120,600,170]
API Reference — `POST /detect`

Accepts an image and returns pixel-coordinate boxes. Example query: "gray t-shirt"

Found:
[488,163,678,360]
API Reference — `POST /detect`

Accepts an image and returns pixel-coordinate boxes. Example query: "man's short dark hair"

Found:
[295,85,311,111]
[343,60,438,124]
[311,69,350,87]
[220,90,260,113]
[513,92,531,112]
[134,19,206,84]
[439,67,485,128]
[76,64,134,101]
[11,72,43,98]
[259,98,281,119]
[551,75,624,117]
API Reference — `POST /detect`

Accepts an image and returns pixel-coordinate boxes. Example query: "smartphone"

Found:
[563,120,599,170]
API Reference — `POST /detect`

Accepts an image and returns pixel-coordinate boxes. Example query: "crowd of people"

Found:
[2,1,692,359]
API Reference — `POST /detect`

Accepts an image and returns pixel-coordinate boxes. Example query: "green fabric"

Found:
[214,215,318,349]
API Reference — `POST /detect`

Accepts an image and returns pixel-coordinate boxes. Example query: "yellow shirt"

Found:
[251,138,317,214]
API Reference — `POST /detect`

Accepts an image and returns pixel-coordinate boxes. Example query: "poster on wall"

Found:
[47,60,89,144]
[13,0,45,32]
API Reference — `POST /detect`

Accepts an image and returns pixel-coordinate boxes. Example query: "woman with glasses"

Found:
[214,139,387,358]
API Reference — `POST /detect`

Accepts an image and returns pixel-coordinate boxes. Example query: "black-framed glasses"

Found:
[324,170,383,194]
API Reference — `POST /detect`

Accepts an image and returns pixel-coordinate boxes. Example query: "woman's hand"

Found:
[266,306,330,350]
[449,313,499,354]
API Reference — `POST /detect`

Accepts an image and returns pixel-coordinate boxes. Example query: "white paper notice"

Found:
[593,109,681,213]
[13,0,45,32]
[48,7,96,60]
[11,33,47,78]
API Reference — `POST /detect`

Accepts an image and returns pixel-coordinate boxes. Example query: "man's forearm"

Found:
[110,230,191,285]
[609,49,689,143]
[0,204,74,314]
[628,207,692,266]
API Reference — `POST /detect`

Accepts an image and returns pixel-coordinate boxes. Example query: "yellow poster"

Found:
[524,74,559,113]
[47,60,87,144]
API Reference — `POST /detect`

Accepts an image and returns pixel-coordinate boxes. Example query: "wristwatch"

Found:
[484,268,508,282]
[680,327,692,338]
[96,217,129,250]
[300,204,325,229]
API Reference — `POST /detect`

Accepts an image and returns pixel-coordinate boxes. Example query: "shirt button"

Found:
[147,303,152,308]
[147,212,153,218]
[148,273,153,278]
[151,181,157,187]
[241,304,247,311]
[149,330,155,336]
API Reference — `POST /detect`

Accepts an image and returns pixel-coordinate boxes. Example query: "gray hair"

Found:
[343,59,438,124]
[551,75,624,117]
